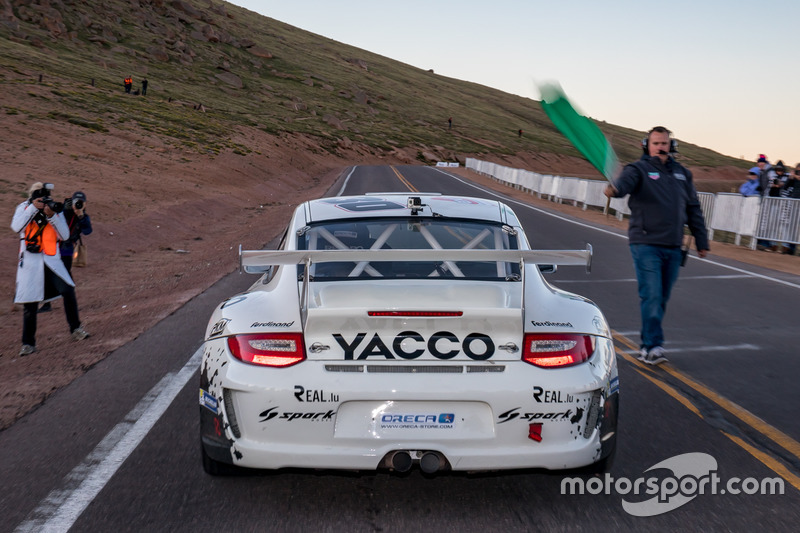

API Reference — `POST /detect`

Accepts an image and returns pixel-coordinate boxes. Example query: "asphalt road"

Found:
[2,165,799,532]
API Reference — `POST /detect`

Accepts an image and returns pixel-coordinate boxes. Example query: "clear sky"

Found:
[231,0,800,167]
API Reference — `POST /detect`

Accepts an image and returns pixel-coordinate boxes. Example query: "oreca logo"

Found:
[333,331,495,360]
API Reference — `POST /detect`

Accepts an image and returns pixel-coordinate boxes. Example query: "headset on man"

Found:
[641,126,678,154]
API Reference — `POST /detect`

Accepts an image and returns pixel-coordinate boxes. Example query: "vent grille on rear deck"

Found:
[324,364,364,372]
[368,365,462,373]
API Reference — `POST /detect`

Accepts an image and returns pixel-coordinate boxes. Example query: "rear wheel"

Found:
[581,444,616,475]
[202,442,239,476]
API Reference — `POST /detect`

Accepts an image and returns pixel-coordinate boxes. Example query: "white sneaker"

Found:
[645,346,668,365]
[637,347,648,362]
[71,325,90,341]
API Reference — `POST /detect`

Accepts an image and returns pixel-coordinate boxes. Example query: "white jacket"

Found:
[11,201,74,303]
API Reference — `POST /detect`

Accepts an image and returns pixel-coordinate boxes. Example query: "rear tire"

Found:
[584,445,616,475]
[574,440,616,476]
[202,442,237,476]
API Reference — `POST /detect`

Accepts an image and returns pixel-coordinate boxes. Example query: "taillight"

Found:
[227,333,305,367]
[522,334,595,368]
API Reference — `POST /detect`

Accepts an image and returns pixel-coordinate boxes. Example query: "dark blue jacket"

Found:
[60,210,92,257]
[611,154,709,250]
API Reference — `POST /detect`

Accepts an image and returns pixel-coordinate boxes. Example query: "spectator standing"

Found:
[60,191,92,274]
[141,77,148,96]
[766,161,789,252]
[604,126,709,365]
[448,117,452,129]
[791,164,800,199]
[739,167,761,196]
[777,166,800,255]
[756,154,776,196]
[124,76,132,94]
[769,161,788,197]
[40,191,92,313]
[11,182,89,356]
[755,155,777,250]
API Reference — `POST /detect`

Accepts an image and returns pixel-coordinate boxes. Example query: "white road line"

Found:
[16,348,203,533]
[437,168,800,290]
[622,343,760,355]
[558,274,754,283]
[335,166,358,197]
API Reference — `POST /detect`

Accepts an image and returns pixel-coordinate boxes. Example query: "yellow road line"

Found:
[630,364,702,418]
[660,363,800,462]
[390,166,417,192]
[722,432,800,492]
[613,330,800,467]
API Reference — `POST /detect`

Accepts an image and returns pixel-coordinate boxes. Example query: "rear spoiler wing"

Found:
[240,244,591,330]
[239,245,592,274]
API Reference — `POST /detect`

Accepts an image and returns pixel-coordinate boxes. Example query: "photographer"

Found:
[60,191,92,274]
[40,191,92,312]
[11,182,89,357]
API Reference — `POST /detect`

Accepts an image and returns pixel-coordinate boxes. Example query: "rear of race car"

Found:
[200,270,617,475]
[200,197,618,474]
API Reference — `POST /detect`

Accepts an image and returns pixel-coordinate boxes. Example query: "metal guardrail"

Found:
[465,158,800,251]
[756,197,800,247]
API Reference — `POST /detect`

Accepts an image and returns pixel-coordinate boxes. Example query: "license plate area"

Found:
[334,401,495,440]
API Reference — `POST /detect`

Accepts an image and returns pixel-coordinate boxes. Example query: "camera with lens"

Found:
[44,198,65,213]
[30,183,64,213]
[63,198,84,211]
[64,191,86,211]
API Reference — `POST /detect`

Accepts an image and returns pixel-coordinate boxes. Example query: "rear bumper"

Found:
[203,431,610,471]
[199,337,618,472]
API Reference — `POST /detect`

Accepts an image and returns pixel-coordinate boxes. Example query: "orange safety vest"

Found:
[25,220,59,256]
[125,77,132,84]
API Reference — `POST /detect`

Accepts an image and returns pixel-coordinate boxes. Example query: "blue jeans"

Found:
[629,244,683,350]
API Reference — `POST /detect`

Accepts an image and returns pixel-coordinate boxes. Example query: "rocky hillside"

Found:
[0,0,748,173]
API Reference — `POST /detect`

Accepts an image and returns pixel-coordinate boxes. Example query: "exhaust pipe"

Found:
[391,451,413,472]
[419,452,443,474]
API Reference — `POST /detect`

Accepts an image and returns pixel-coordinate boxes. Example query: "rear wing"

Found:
[240,244,591,329]
[239,245,592,274]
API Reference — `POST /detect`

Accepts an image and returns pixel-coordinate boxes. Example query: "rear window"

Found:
[298,218,520,281]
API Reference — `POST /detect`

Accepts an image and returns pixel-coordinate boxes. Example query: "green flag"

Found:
[539,83,620,182]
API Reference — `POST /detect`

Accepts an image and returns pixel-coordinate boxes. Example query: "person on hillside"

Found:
[141,77,148,96]
[604,126,709,365]
[739,167,761,197]
[11,182,89,356]
[124,76,132,94]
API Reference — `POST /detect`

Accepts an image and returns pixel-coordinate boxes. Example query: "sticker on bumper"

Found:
[379,413,455,430]
[199,388,219,414]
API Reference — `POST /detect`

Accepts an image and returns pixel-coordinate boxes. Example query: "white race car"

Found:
[200,193,618,475]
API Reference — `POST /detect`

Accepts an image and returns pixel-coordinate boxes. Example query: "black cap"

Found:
[72,191,87,201]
